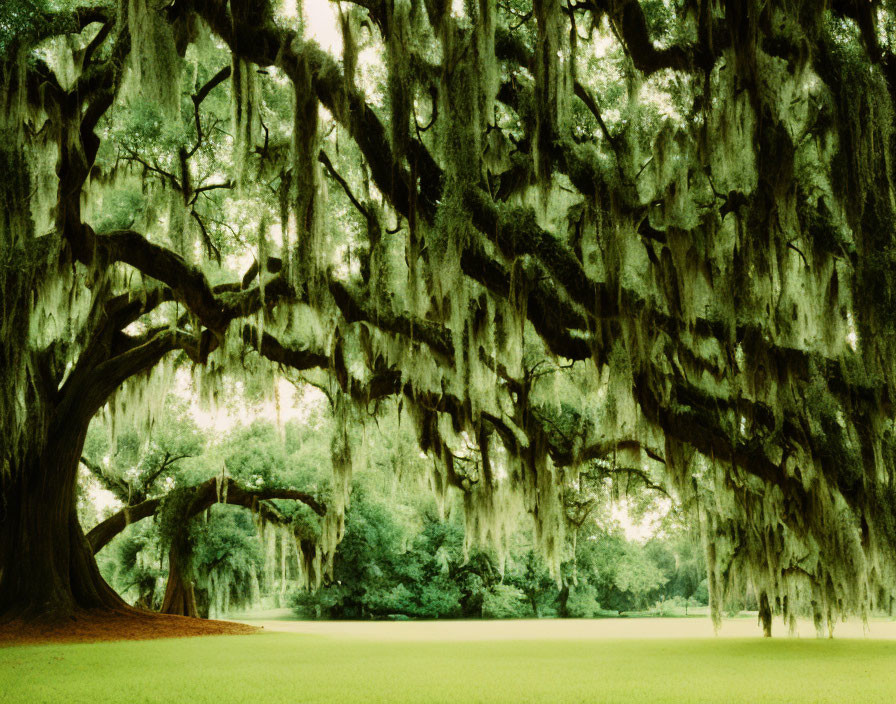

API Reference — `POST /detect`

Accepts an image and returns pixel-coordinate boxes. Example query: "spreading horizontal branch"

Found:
[87,476,326,554]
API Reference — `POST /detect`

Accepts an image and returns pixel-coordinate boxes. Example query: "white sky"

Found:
[611,499,669,542]
[190,374,309,433]
[283,0,342,52]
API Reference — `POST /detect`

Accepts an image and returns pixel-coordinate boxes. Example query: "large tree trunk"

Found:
[160,549,198,618]
[0,425,126,622]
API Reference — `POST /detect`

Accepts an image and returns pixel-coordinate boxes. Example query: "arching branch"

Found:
[87,476,327,554]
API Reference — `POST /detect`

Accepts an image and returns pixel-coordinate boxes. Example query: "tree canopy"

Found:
[2,0,896,634]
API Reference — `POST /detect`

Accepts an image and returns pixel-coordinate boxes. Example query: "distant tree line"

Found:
[290,481,709,620]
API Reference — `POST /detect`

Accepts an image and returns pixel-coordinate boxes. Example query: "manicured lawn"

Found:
[3,624,896,703]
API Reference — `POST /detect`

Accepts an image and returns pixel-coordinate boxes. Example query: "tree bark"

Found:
[160,549,198,618]
[0,424,127,622]
[86,498,162,554]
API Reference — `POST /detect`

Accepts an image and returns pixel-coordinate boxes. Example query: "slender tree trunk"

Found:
[558,584,569,618]
[0,423,126,622]
[160,549,198,618]
[812,601,825,638]
[758,591,773,638]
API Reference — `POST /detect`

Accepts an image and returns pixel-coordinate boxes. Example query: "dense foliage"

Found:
[4,0,896,637]
[83,391,330,616]
[84,393,704,620]
[290,484,709,620]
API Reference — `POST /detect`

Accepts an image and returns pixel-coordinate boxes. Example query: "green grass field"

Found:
[3,624,896,703]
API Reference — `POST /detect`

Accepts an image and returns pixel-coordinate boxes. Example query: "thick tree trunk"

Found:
[160,549,198,618]
[0,427,126,622]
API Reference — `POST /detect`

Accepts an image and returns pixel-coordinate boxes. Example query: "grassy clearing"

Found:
[3,626,896,703]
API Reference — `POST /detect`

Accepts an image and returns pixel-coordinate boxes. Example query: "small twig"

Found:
[122,147,181,191]
[318,150,370,220]
[787,241,810,269]
[191,209,221,264]
[386,217,402,234]
[413,87,438,138]
[190,181,233,204]
[635,155,654,179]
[259,113,270,160]
[188,66,232,158]
[574,82,627,184]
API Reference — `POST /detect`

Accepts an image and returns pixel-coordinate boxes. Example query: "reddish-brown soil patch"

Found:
[0,609,259,647]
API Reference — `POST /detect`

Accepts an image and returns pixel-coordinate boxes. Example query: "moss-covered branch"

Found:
[87,475,326,554]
